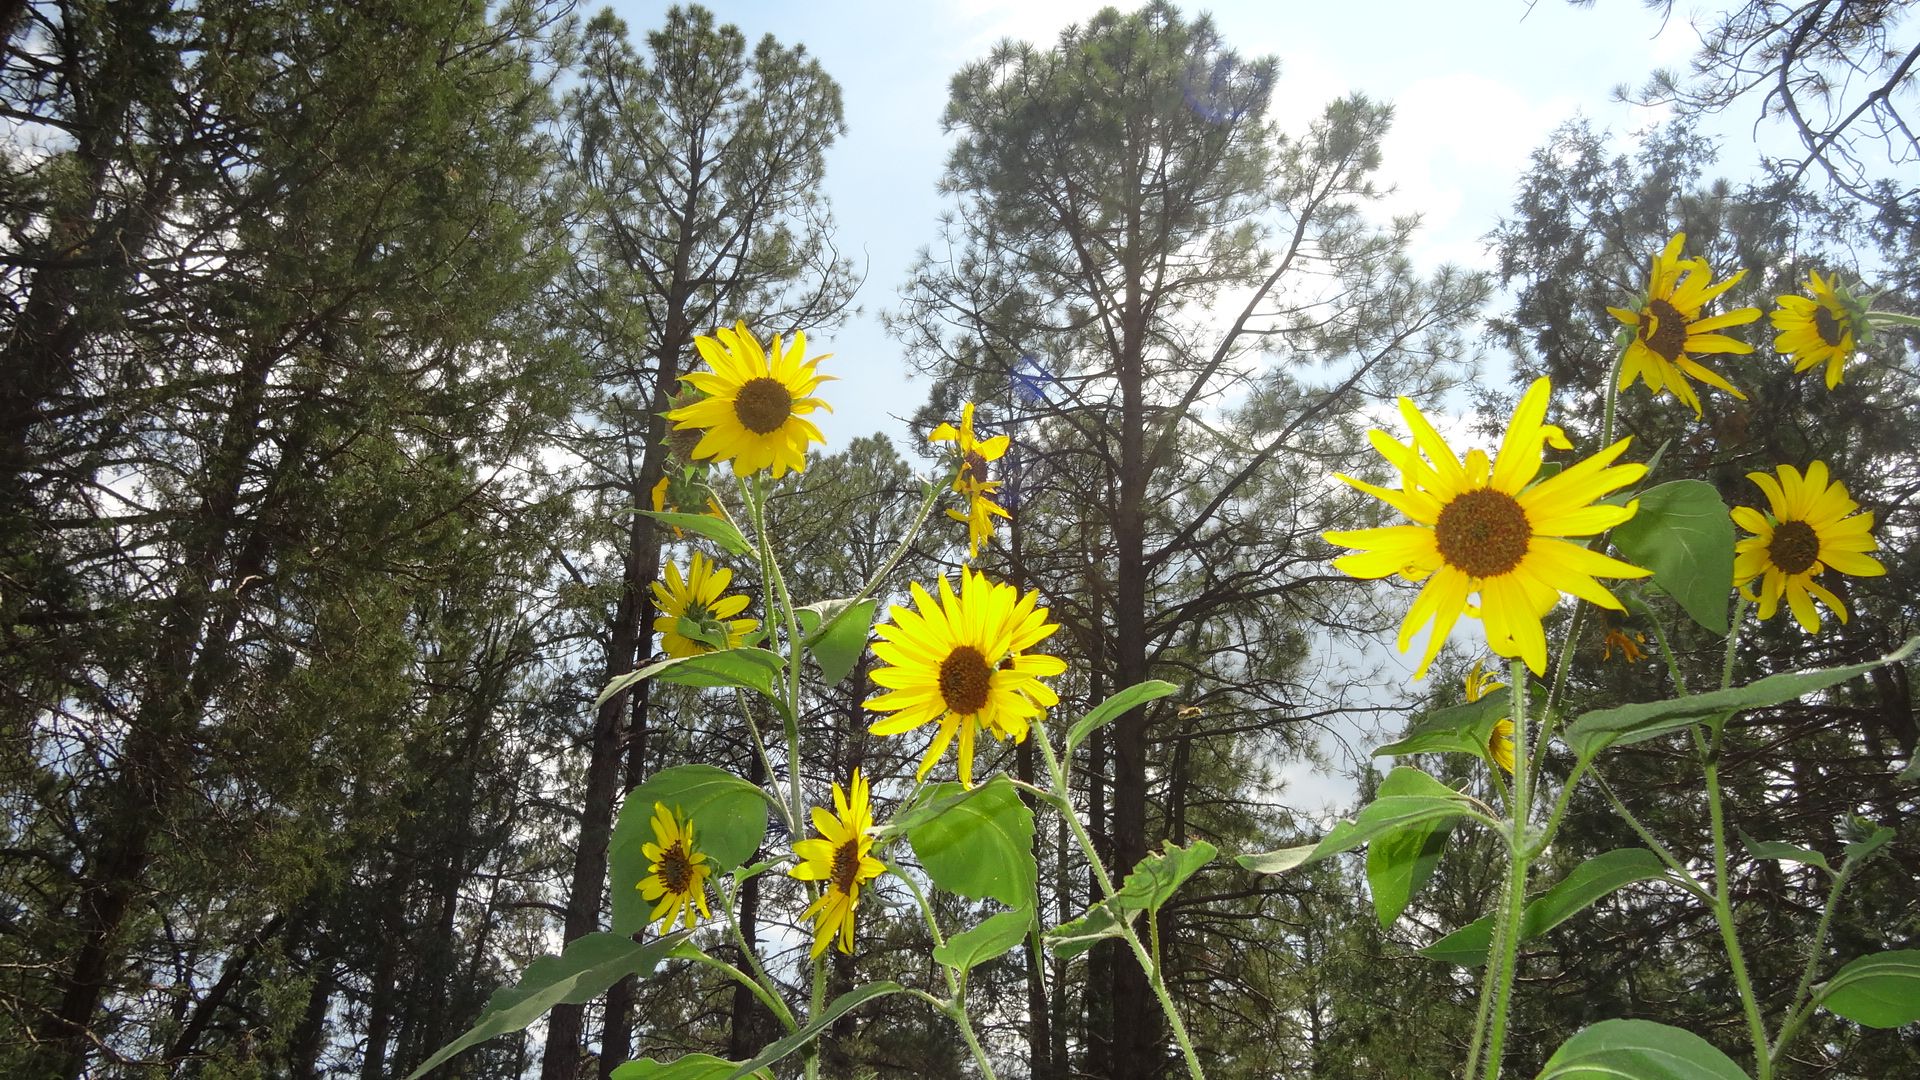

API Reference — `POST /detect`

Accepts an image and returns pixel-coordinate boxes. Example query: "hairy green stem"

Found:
[898,868,1003,1080]
[686,945,795,1034]
[1705,753,1771,1079]
[1479,657,1534,1080]
[1771,855,1857,1069]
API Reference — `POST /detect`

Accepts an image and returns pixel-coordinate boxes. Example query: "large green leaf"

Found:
[1112,840,1217,913]
[404,931,687,1079]
[610,766,768,934]
[1372,687,1514,760]
[610,1055,771,1080]
[1045,901,1133,961]
[1739,829,1831,873]
[1562,636,1920,758]
[934,908,1033,973]
[635,509,751,555]
[906,777,1036,906]
[597,648,787,709]
[1064,680,1179,757]
[1536,1018,1749,1079]
[723,983,904,1079]
[1815,950,1920,1028]
[1367,769,1457,928]
[1238,768,1475,876]
[1422,849,1670,966]
[1609,479,1735,634]
[796,597,877,686]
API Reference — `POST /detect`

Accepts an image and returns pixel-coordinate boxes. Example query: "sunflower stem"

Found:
[1772,844,1859,1069]
[1627,594,1689,697]
[1479,657,1533,1080]
[1721,597,1750,691]
[828,474,945,630]
[899,866,1003,1080]
[684,943,795,1034]
[1705,750,1772,1079]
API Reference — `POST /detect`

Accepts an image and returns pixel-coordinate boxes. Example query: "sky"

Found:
[602,0,1718,809]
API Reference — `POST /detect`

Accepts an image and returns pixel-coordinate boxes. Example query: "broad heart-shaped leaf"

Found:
[1536,1018,1749,1079]
[723,983,904,1079]
[635,509,751,555]
[404,931,687,1079]
[1739,829,1831,872]
[610,766,768,934]
[796,597,877,686]
[610,1055,771,1080]
[1366,768,1458,928]
[597,648,787,709]
[1045,900,1134,961]
[905,777,1036,907]
[1563,636,1920,759]
[934,907,1033,973]
[1064,680,1179,757]
[1373,687,1514,760]
[1422,848,1671,966]
[1814,950,1920,1028]
[1238,767,1475,876]
[1112,840,1217,913]
[1609,479,1734,635]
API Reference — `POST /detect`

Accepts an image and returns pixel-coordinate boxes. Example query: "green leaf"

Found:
[934,908,1033,973]
[1815,950,1920,1028]
[723,983,904,1079]
[906,777,1036,906]
[1536,1018,1749,1079]
[1609,479,1734,634]
[1563,636,1920,759]
[1111,840,1217,913]
[1422,849,1671,966]
[1064,680,1179,757]
[610,766,768,934]
[1367,767,1457,928]
[796,597,877,686]
[636,509,751,555]
[610,1054,772,1080]
[1373,688,1514,759]
[1843,822,1895,865]
[596,648,787,709]
[1045,901,1134,961]
[1739,830,1831,872]
[404,931,687,1079]
[1241,768,1475,876]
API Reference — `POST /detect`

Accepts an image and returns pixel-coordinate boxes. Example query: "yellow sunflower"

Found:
[1323,377,1652,679]
[652,552,758,658]
[1771,271,1859,389]
[865,570,1066,787]
[1464,661,1514,774]
[667,321,833,478]
[789,769,887,957]
[638,802,712,932]
[930,402,1013,559]
[1608,233,1762,417]
[1732,461,1885,633]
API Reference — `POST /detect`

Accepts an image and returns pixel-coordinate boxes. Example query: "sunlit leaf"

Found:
[796,597,877,686]
[1609,479,1735,634]
[906,777,1036,906]
[1422,849,1671,966]
[1536,1018,1748,1079]
[934,908,1033,973]
[1815,950,1920,1028]
[1064,680,1179,757]
[610,766,768,933]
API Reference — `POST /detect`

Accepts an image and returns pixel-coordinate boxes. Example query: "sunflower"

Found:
[1608,233,1762,417]
[930,403,1014,559]
[650,467,723,539]
[865,570,1066,787]
[789,769,887,957]
[1601,625,1647,663]
[667,321,833,478]
[1732,461,1885,633]
[652,552,758,658]
[1323,377,1652,679]
[1771,271,1860,389]
[1464,661,1514,774]
[638,802,712,933]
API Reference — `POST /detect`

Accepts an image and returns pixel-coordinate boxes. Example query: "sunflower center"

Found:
[1639,299,1690,361]
[830,840,861,894]
[1769,519,1821,574]
[733,377,794,435]
[658,842,694,893]
[938,645,993,715]
[1813,306,1845,347]
[963,451,989,482]
[1434,489,1532,578]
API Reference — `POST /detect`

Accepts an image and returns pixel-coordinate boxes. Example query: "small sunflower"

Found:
[930,402,1013,559]
[789,769,887,957]
[667,321,833,478]
[1608,233,1762,417]
[638,802,712,933]
[1600,625,1647,664]
[865,570,1066,787]
[650,467,724,539]
[1323,377,1652,679]
[652,552,758,658]
[1732,461,1885,633]
[1464,661,1513,774]
[1771,271,1860,389]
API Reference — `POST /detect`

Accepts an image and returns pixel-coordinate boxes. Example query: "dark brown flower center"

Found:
[830,840,861,893]
[938,645,993,714]
[1434,489,1532,578]
[733,377,794,434]
[964,451,990,482]
[1638,299,1690,361]
[1769,520,1821,574]
[659,842,694,893]
[1813,306,1845,347]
